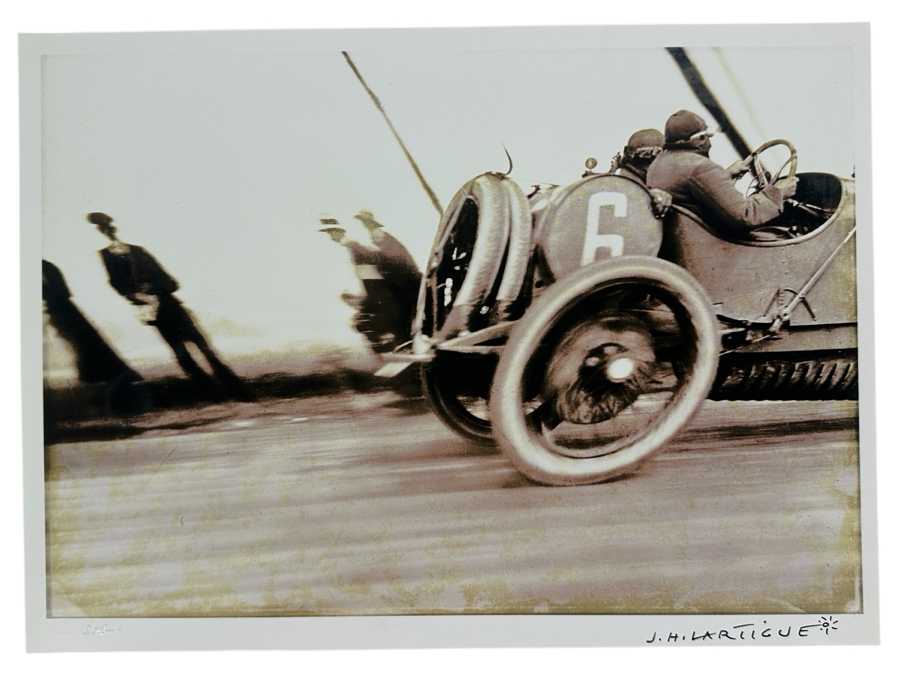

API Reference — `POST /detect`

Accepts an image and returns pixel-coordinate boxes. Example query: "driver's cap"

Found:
[664,110,708,144]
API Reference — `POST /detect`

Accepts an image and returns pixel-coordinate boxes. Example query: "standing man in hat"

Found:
[647,110,797,235]
[353,209,421,341]
[354,210,419,277]
[87,212,253,401]
[319,219,406,353]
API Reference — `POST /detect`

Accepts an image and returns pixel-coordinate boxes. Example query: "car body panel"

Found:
[535,174,663,281]
[658,174,856,328]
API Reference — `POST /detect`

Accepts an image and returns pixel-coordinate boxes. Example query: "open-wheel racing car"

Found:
[387,140,858,486]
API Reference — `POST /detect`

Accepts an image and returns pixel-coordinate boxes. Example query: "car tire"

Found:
[422,354,496,446]
[419,172,518,339]
[489,256,720,486]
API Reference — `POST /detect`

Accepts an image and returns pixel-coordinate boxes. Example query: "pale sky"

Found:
[37,37,856,368]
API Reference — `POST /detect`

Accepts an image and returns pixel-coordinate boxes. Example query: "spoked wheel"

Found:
[540,312,656,427]
[422,353,496,446]
[489,257,720,486]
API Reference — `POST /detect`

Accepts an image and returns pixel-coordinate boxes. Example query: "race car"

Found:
[387,140,857,486]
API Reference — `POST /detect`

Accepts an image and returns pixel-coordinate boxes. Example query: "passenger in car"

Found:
[610,128,664,184]
[605,128,672,218]
[647,110,797,235]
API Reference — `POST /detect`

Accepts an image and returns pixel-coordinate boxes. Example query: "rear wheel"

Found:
[490,257,719,485]
[422,353,496,445]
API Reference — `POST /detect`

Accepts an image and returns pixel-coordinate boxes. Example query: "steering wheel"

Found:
[743,139,797,195]
[740,139,803,240]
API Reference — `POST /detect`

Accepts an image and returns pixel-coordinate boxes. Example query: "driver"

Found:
[647,110,798,235]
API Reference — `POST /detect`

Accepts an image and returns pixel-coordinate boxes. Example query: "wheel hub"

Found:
[542,314,655,425]
[605,356,636,382]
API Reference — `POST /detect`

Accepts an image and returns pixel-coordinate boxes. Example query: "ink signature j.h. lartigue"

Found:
[646,616,839,644]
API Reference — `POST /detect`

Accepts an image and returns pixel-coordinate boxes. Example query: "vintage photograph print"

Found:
[22,24,877,649]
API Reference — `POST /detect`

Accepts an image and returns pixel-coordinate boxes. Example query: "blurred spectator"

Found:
[87,212,254,401]
[354,209,421,340]
[319,219,409,354]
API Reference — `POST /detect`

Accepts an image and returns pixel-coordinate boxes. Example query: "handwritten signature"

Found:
[83,624,120,636]
[646,616,838,644]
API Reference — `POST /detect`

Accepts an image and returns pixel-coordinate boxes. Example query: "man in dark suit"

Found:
[319,220,407,354]
[354,210,421,345]
[88,212,253,400]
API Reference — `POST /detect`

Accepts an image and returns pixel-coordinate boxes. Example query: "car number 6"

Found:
[582,192,627,265]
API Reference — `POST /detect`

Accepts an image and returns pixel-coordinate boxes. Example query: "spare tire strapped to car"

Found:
[491,178,534,322]
[422,172,510,340]
[418,172,535,339]
[416,173,533,443]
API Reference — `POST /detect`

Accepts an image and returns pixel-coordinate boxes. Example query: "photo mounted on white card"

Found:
[21,23,877,650]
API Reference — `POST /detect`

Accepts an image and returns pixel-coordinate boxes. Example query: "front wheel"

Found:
[489,257,720,485]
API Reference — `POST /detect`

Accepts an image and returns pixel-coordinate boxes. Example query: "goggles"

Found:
[626,146,662,160]
[689,129,715,141]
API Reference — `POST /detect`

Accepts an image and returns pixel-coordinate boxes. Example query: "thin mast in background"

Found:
[713,47,768,143]
[342,51,443,216]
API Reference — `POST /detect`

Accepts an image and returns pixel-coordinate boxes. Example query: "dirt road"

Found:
[45,394,860,616]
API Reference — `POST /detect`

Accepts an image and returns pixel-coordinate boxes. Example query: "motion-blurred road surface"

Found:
[46,394,860,616]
